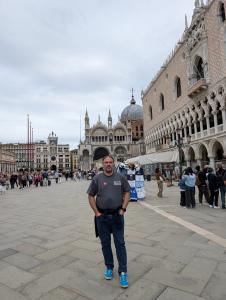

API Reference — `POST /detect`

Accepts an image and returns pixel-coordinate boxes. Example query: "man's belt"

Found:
[97,206,121,215]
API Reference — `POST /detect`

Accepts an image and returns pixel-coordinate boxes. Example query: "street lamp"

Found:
[176,129,183,176]
[165,131,191,177]
[176,129,191,176]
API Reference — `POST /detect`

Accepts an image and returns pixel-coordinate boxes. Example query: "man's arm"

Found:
[119,191,130,215]
[88,194,102,217]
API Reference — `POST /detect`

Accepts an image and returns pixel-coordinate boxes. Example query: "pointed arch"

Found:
[149,105,153,120]
[175,76,182,98]
[159,93,165,111]
[218,2,226,22]
[194,56,204,81]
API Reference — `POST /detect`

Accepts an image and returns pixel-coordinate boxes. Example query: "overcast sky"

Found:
[0,0,195,149]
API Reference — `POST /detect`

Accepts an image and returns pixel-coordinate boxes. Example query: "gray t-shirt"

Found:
[87,172,130,210]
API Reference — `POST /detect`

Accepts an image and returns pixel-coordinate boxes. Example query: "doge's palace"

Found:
[143,0,226,169]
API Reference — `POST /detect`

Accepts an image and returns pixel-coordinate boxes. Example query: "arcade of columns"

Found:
[145,81,226,169]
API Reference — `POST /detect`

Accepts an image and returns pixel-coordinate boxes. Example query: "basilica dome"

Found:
[121,96,143,121]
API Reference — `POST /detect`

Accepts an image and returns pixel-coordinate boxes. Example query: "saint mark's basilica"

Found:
[78,94,145,170]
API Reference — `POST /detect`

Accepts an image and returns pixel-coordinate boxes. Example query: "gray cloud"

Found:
[0,0,194,148]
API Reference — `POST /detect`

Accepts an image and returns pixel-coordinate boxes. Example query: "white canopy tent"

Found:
[125,150,179,165]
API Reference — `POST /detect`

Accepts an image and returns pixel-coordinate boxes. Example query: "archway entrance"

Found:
[51,165,57,171]
[114,146,127,163]
[199,144,209,168]
[188,147,196,169]
[212,141,224,166]
[93,147,109,162]
[93,147,109,169]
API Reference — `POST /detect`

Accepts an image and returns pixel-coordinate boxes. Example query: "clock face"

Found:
[51,156,56,161]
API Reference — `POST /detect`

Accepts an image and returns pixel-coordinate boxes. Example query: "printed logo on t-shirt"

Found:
[114,181,121,186]
[103,182,107,186]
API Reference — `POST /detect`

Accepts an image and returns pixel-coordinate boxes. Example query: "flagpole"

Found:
[27,114,29,171]
[29,122,32,171]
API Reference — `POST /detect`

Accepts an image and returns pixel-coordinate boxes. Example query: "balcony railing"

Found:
[210,127,215,135]
[188,78,208,98]
[218,124,223,132]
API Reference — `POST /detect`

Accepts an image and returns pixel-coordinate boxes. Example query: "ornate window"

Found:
[194,56,204,81]
[175,77,182,98]
[160,94,165,111]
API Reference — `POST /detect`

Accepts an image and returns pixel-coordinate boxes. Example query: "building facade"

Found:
[142,0,226,169]
[70,148,79,171]
[34,132,70,171]
[1,133,70,172]
[0,145,17,173]
[78,96,145,170]
[0,143,33,171]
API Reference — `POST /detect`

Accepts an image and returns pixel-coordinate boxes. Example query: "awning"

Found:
[125,150,179,165]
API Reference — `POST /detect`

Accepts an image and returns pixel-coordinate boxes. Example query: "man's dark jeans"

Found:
[198,185,209,204]
[209,189,219,207]
[96,214,127,274]
[185,186,196,208]
[219,186,226,207]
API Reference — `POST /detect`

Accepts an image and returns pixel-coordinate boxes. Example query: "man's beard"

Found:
[105,166,112,174]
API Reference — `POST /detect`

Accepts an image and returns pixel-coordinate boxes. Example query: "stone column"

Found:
[213,111,218,128]
[194,121,197,139]
[188,123,192,136]
[206,115,210,134]
[186,160,191,167]
[200,118,204,132]
[196,159,202,167]
[209,156,215,171]
[222,108,226,131]
[183,126,187,138]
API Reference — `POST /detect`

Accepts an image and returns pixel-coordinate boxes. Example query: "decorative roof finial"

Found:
[185,14,188,30]
[195,0,200,8]
[98,115,100,122]
[130,88,136,104]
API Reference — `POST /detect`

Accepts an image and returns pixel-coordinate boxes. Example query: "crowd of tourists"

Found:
[0,169,98,195]
[178,164,226,209]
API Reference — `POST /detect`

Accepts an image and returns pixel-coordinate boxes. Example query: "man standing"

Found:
[87,155,130,288]
[196,165,209,205]
[216,163,226,209]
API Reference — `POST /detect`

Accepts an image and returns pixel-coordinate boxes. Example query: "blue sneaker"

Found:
[119,272,128,288]
[104,269,113,280]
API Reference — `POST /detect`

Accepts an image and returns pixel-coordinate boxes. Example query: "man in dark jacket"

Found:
[207,168,219,208]
[216,163,226,209]
[197,165,209,205]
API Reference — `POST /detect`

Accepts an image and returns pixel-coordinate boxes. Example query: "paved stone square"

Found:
[0,179,226,299]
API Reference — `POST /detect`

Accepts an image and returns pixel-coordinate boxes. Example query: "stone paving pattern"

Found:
[0,179,226,299]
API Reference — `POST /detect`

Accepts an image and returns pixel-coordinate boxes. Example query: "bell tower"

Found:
[108,110,112,128]
[85,109,90,129]
[85,109,90,143]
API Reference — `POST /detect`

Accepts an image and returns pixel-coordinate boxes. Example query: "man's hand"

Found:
[95,211,102,217]
[89,195,102,217]
[119,209,125,216]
